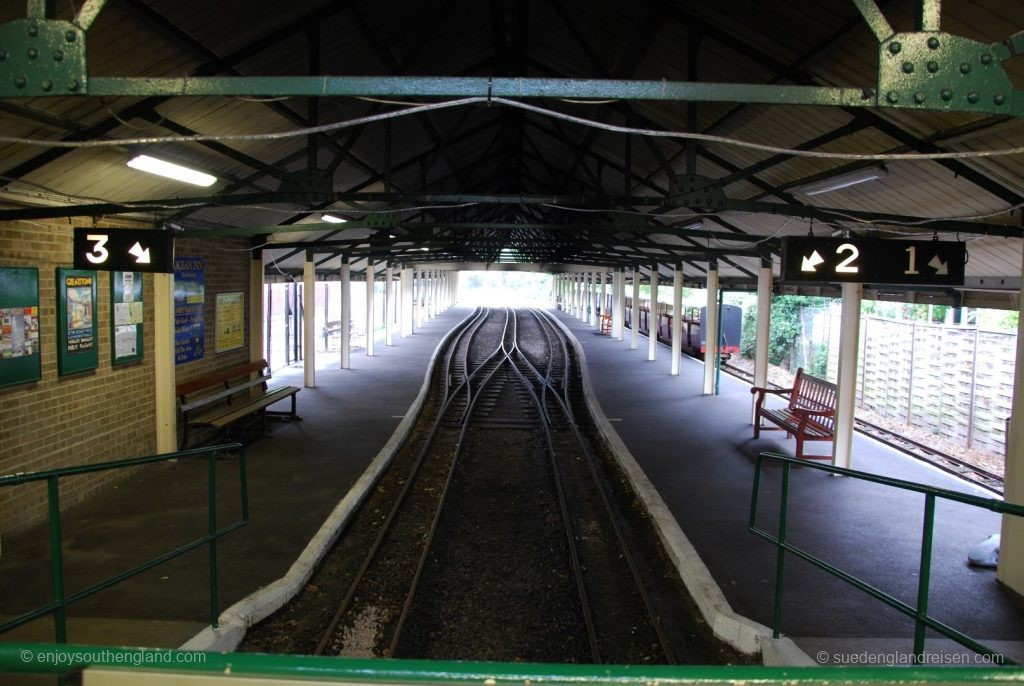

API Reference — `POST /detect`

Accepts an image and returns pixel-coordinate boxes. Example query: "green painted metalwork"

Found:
[74,0,110,31]
[3,641,1024,681]
[667,174,727,211]
[852,0,895,42]
[749,452,1024,665]
[0,443,248,642]
[877,32,1017,115]
[0,19,87,96]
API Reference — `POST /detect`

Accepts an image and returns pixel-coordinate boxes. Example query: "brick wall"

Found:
[0,219,156,536]
[0,227,252,536]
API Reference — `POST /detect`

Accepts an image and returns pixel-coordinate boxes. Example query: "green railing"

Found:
[0,443,248,643]
[749,451,1024,665]
[1,642,1023,682]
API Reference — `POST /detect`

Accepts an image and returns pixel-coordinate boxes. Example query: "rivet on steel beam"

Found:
[926,61,939,73]
[927,36,940,49]
[41,79,52,92]
[65,31,76,43]
[886,91,899,103]
[27,47,38,60]
[959,62,971,74]
[27,23,38,37]
[940,89,953,101]
[914,91,927,103]
[53,49,63,61]
[966,91,979,103]
[66,79,79,91]
[14,76,26,88]
[980,53,993,65]
[902,61,914,73]
[993,93,1005,106]
[888,41,902,55]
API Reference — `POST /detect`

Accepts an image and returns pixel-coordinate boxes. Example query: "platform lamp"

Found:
[126,153,217,187]
[794,165,888,196]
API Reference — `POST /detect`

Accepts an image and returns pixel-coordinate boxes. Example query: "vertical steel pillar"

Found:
[340,258,351,369]
[631,266,641,350]
[365,261,375,356]
[250,248,264,363]
[154,273,176,451]
[998,249,1024,595]
[596,272,606,330]
[400,267,413,337]
[752,257,772,421]
[611,270,622,339]
[671,263,683,376]
[384,265,394,346]
[615,268,626,341]
[648,265,659,361]
[303,251,316,387]
[832,282,862,469]
[703,263,719,395]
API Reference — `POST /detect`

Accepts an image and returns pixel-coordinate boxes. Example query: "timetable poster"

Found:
[112,270,144,365]
[57,267,98,376]
[215,292,244,353]
[174,256,205,364]
[0,267,41,388]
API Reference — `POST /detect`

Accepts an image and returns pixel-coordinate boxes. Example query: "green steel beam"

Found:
[74,0,109,31]
[852,0,895,42]
[918,0,941,32]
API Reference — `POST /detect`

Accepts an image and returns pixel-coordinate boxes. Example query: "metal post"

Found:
[303,251,315,388]
[400,267,413,337]
[772,462,791,639]
[999,249,1024,595]
[967,327,980,448]
[631,267,640,350]
[703,263,719,395]
[385,265,394,346]
[860,317,869,408]
[913,493,937,663]
[250,249,264,363]
[672,264,683,376]
[366,261,375,356]
[752,260,772,421]
[208,450,219,629]
[648,265,659,361]
[616,268,626,341]
[715,286,724,395]
[596,272,606,330]
[264,283,272,367]
[832,282,862,469]
[154,272,176,452]
[340,259,351,369]
[47,477,66,643]
[907,321,916,423]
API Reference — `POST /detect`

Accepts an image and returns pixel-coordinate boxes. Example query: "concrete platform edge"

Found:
[180,311,473,653]
[549,311,809,664]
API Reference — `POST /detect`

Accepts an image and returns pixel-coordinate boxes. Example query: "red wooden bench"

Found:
[751,368,837,461]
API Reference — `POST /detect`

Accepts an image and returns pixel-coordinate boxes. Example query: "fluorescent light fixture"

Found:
[126,154,216,187]
[796,165,888,196]
[321,213,346,224]
[420,247,430,251]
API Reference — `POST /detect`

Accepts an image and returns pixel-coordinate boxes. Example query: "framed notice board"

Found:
[57,267,98,376]
[111,271,144,365]
[0,267,41,388]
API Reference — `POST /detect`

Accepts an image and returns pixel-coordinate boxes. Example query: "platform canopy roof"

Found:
[0,0,1021,305]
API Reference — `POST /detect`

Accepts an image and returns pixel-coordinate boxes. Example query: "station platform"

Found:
[551,309,1024,663]
[0,308,470,650]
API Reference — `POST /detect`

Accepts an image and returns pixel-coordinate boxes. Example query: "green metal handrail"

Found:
[1,641,1023,681]
[749,451,1024,665]
[0,443,248,643]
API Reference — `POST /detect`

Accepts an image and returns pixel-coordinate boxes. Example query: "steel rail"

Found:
[313,306,495,656]
[386,309,533,657]
[501,309,602,662]
[523,307,677,664]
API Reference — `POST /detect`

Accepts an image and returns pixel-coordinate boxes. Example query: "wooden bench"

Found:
[751,368,836,460]
[176,359,301,448]
[599,313,612,334]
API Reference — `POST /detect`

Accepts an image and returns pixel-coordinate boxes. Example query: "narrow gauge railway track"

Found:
[243,308,739,664]
[722,363,1003,494]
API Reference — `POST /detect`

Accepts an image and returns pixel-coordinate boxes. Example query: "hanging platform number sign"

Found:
[73,228,175,273]
[780,237,965,286]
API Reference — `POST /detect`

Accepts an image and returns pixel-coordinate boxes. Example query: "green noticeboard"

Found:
[57,267,99,376]
[111,271,143,365]
[0,267,41,388]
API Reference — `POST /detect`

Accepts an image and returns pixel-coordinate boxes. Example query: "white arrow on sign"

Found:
[128,241,151,264]
[801,250,825,272]
[927,255,948,276]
